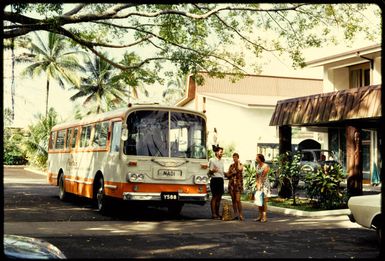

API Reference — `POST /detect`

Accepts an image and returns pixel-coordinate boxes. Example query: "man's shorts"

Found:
[210,177,224,196]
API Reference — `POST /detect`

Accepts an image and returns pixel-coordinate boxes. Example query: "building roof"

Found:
[305,43,381,68]
[199,93,288,108]
[269,84,381,127]
[176,72,323,107]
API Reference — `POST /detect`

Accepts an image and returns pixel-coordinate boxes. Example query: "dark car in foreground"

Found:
[4,234,66,259]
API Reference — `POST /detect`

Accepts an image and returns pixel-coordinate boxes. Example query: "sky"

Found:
[3,3,381,128]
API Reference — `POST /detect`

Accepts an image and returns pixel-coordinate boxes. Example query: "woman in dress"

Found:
[225,153,244,221]
[255,153,271,222]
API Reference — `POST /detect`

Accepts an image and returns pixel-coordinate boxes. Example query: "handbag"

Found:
[254,190,264,206]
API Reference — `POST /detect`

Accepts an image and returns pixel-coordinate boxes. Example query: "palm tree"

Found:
[69,53,129,115]
[162,73,187,105]
[3,36,30,120]
[23,108,58,169]
[20,32,84,117]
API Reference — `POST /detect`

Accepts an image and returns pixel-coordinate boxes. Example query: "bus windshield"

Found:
[124,110,207,159]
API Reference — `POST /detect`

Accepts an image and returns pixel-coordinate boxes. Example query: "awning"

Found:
[269,84,381,127]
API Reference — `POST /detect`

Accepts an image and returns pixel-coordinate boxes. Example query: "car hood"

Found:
[4,234,66,259]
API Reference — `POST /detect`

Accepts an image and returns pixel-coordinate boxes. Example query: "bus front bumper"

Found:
[122,192,209,203]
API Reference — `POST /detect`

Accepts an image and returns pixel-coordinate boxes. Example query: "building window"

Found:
[349,62,370,89]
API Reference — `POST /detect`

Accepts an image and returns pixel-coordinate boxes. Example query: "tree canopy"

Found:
[3,3,381,81]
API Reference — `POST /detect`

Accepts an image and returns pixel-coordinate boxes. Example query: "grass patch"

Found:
[239,194,347,211]
[268,197,321,211]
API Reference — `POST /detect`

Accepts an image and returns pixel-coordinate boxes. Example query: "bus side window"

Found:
[93,121,109,148]
[110,121,122,152]
[55,130,66,150]
[80,125,92,148]
[71,128,78,149]
[66,128,72,150]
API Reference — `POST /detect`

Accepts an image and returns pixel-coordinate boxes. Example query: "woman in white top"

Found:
[255,153,271,222]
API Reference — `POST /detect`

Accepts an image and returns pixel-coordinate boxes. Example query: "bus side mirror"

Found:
[121,129,128,141]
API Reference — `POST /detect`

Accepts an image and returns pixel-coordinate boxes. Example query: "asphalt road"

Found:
[3,166,381,259]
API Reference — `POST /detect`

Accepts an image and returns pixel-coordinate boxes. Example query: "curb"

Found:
[267,205,350,217]
[223,196,350,217]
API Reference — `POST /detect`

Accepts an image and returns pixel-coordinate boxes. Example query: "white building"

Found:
[176,72,323,162]
[270,43,381,186]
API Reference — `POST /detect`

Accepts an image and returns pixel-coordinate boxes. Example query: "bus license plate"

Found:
[161,192,179,201]
[157,169,183,179]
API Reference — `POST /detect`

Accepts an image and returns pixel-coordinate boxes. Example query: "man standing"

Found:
[208,146,225,219]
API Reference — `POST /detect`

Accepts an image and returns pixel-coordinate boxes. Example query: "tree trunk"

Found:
[278,126,292,198]
[279,126,292,155]
[11,37,15,120]
[45,78,50,118]
[346,126,363,197]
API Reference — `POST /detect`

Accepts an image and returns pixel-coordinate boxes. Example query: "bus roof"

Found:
[51,105,206,131]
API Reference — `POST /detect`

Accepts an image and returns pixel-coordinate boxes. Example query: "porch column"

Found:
[346,126,363,197]
[279,125,292,154]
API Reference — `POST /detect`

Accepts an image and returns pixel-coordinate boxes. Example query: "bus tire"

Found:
[167,203,184,216]
[95,176,109,214]
[58,174,69,201]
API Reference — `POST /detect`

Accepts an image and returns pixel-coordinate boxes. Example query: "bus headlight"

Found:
[127,173,145,182]
[194,175,208,184]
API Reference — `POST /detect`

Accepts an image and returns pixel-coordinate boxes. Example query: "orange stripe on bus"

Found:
[105,182,208,198]
[57,175,207,200]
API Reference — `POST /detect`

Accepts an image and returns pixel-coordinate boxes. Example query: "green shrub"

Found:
[273,152,302,204]
[243,163,256,194]
[304,163,347,209]
[3,128,28,165]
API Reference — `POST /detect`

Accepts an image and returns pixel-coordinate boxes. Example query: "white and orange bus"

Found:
[47,105,209,215]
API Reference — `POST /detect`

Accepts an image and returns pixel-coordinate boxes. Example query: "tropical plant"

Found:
[69,53,128,115]
[3,108,27,165]
[162,72,187,105]
[19,32,84,117]
[243,163,256,195]
[304,163,347,209]
[3,107,13,126]
[4,130,28,165]
[22,108,58,169]
[273,152,302,205]
[4,3,380,81]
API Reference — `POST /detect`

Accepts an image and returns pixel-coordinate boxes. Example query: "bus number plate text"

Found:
[161,192,179,201]
[157,169,183,179]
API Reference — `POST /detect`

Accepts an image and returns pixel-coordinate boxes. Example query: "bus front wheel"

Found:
[58,174,68,201]
[95,176,109,214]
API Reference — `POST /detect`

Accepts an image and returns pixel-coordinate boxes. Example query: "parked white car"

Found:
[348,193,382,245]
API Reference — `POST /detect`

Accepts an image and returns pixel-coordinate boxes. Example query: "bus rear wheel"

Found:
[58,174,68,201]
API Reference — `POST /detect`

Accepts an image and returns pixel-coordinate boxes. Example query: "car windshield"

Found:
[301,150,337,162]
